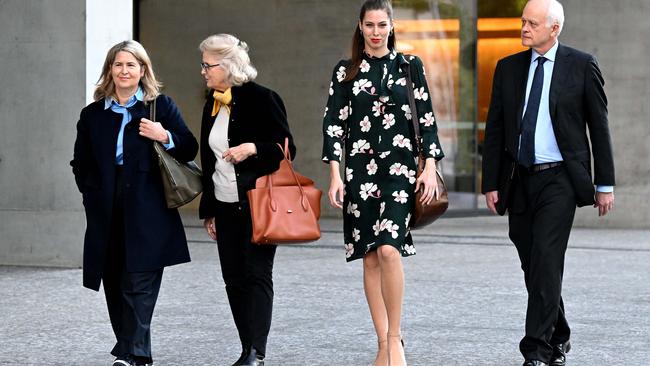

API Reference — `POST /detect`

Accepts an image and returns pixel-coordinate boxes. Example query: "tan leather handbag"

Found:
[247,138,322,244]
[150,99,203,208]
[403,60,449,229]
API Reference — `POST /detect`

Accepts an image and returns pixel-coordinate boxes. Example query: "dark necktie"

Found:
[519,56,547,167]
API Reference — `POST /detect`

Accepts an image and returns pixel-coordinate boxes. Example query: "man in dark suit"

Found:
[482,1,615,365]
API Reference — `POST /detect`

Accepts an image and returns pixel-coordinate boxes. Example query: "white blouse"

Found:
[208,108,239,202]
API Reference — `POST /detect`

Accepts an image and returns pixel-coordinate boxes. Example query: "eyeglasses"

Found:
[200,62,221,71]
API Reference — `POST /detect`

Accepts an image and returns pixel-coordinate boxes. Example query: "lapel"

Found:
[97,105,123,163]
[128,101,148,131]
[230,85,240,116]
[88,103,122,185]
[515,49,532,132]
[228,85,244,134]
[96,100,147,168]
[549,43,571,122]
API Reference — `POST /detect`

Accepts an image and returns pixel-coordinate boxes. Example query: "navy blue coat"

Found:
[71,94,198,291]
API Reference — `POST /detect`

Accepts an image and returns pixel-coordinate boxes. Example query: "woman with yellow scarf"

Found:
[197,34,295,366]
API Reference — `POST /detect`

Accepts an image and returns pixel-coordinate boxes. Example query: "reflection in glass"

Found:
[393,0,526,211]
[393,1,477,210]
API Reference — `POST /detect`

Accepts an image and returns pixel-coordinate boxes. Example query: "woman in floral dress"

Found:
[321,0,444,365]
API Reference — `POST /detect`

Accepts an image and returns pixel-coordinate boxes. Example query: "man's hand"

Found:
[485,191,499,215]
[594,191,614,217]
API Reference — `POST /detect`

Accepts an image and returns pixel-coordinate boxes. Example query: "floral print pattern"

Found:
[322,51,444,262]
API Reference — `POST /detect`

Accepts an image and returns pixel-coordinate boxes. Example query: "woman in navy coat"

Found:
[71,40,198,366]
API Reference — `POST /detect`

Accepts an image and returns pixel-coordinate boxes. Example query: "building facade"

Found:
[0,0,646,267]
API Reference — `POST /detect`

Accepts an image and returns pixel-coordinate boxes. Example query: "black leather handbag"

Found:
[150,98,203,208]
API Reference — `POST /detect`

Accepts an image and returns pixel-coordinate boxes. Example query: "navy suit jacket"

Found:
[482,43,615,208]
[71,94,198,290]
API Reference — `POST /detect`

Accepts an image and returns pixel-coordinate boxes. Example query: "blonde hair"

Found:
[93,40,162,103]
[199,34,257,86]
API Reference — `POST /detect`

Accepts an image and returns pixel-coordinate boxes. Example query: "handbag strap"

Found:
[403,60,446,187]
[268,140,310,212]
[150,97,165,151]
[402,61,424,156]
[150,98,156,122]
[283,137,290,160]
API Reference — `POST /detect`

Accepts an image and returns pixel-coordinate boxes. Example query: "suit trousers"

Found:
[508,165,575,362]
[103,167,163,363]
[214,199,277,357]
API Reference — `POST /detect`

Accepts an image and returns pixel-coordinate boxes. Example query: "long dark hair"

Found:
[343,0,396,82]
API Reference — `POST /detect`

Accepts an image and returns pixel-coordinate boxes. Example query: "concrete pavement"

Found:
[1,215,649,365]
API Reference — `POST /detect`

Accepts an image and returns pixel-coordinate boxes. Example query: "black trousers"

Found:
[214,200,277,357]
[103,167,163,363]
[509,165,575,362]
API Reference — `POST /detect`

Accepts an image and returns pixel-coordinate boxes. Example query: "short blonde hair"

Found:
[199,34,257,86]
[94,40,161,103]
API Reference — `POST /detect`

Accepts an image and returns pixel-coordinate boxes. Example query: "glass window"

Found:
[477,2,526,195]
[393,0,526,212]
[393,0,478,210]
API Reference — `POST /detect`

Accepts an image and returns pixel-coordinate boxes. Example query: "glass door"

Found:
[476,2,527,199]
[393,0,478,211]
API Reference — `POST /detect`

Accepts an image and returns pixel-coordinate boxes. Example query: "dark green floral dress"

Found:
[322,50,444,262]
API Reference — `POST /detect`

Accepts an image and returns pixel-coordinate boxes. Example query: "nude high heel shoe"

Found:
[387,333,406,366]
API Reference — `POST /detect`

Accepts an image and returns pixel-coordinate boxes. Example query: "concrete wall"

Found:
[560,0,650,228]
[0,0,647,269]
[86,0,133,105]
[0,0,86,267]
[0,0,132,267]
[138,0,360,216]
[139,0,649,227]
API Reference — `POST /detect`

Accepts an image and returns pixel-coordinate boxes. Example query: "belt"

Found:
[526,161,563,173]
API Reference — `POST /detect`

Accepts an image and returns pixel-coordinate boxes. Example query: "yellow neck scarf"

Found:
[211,88,232,117]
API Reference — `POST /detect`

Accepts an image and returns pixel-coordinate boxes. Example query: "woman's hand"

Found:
[223,143,256,164]
[328,161,344,209]
[414,158,439,205]
[139,118,169,143]
[204,217,217,241]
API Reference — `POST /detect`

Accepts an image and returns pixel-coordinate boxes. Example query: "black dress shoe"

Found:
[522,361,548,366]
[133,355,154,366]
[113,356,136,366]
[231,349,249,366]
[113,354,153,366]
[550,341,571,366]
[240,347,264,366]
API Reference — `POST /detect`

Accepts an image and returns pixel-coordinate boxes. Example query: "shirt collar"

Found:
[104,87,144,110]
[363,48,397,61]
[531,41,559,64]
